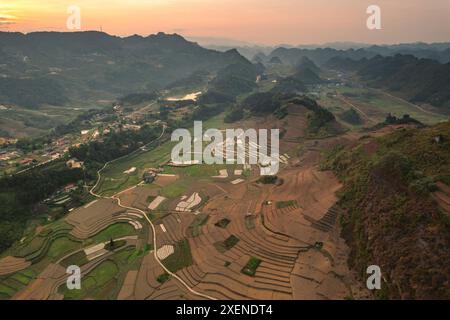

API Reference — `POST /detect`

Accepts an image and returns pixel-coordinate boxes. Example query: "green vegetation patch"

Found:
[164,164,225,178]
[0,268,36,299]
[314,242,324,250]
[214,218,231,229]
[89,261,119,286]
[11,223,77,264]
[60,260,119,300]
[92,223,136,243]
[276,200,298,209]
[126,244,153,264]
[96,139,175,196]
[0,283,16,298]
[105,239,127,251]
[59,246,140,300]
[339,108,363,125]
[258,176,278,184]
[244,216,256,230]
[187,214,210,237]
[47,237,81,260]
[60,251,88,268]
[241,256,262,277]
[214,235,240,253]
[160,179,192,199]
[156,272,170,284]
[161,239,193,273]
[10,272,33,286]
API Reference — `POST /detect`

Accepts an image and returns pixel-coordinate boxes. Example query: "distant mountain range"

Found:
[266,43,450,66]
[203,41,450,64]
[1,31,449,114]
[0,31,251,108]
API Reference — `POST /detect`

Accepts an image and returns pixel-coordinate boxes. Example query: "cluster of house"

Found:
[0,137,17,147]
[0,150,20,167]
[66,158,84,169]
[123,124,142,131]
[19,157,38,166]
[63,183,79,193]
[0,100,162,174]
[39,137,73,162]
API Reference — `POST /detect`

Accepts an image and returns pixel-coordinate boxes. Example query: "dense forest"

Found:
[0,162,83,252]
[118,92,159,106]
[69,124,161,167]
[339,108,363,125]
[0,77,68,108]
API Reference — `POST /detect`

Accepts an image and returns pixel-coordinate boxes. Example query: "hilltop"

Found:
[0,31,251,108]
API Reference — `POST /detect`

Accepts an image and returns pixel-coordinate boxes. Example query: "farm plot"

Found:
[66,198,128,239]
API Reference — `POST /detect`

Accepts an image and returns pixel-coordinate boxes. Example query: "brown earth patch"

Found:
[0,256,31,276]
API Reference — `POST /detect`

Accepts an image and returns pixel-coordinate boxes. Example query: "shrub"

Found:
[241,257,262,276]
[214,218,231,228]
[157,272,170,284]
[258,176,278,184]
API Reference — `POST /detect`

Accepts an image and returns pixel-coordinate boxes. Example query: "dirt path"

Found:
[130,101,157,118]
[375,89,442,117]
[336,94,373,123]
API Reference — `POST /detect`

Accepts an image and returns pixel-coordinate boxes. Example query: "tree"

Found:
[109,238,115,250]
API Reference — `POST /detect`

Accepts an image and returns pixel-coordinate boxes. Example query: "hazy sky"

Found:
[0,0,449,45]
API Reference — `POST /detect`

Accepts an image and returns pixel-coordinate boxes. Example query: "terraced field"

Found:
[1,108,378,300]
[88,110,373,300]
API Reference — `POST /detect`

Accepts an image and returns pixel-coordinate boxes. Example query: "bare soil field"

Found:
[117,186,160,211]
[13,263,66,300]
[154,174,179,187]
[66,199,128,239]
[0,257,31,276]
[142,112,374,300]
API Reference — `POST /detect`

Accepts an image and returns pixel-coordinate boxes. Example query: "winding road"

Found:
[89,123,217,300]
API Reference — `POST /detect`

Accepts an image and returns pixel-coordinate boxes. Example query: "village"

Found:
[0,100,169,177]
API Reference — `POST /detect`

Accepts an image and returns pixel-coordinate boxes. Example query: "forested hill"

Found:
[323,121,450,299]
[0,31,252,108]
[326,54,450,112]
[265,43,450,66]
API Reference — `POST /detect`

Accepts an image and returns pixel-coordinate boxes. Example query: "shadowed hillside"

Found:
[0,31,252,108]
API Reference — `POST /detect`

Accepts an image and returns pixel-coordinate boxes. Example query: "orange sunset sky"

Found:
[0,0,449,45]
